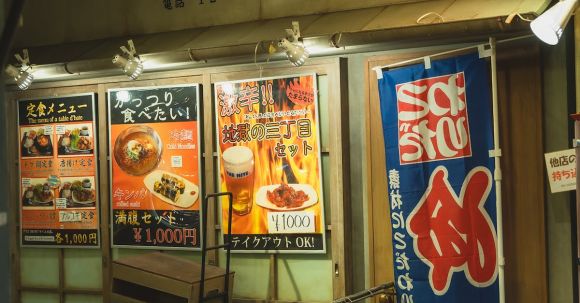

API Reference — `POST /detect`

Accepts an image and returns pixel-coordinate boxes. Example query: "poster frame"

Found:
[107,83,203,251]
[213,72,327,254]
[17,92,101,249]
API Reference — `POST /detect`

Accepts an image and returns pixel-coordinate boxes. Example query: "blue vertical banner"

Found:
[377,53,499,303]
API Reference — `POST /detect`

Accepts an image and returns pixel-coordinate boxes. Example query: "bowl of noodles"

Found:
[113,125,163,176]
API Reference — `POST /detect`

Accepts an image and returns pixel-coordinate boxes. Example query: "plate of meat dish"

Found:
[22,183,55,207]
[256,183,318,211]
[21,129,53,157]
[58,127,94,155]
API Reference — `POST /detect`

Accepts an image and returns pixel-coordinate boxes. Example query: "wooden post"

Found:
[97,84,113,302]
[268,254,278,302]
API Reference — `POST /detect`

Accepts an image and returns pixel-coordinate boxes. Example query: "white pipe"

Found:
[373,34,533,71]
[489,37,506,303]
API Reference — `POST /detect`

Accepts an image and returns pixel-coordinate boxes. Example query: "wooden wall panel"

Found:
[496,44,547,303]
[365,43,548,303]
[365,52,427,286]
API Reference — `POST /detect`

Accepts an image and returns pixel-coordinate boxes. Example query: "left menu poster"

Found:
[108,84,202,250]
[18,94,100,248]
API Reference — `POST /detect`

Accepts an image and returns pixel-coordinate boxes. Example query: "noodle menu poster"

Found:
[215,74,326,253]
[18,93,100,247]
[108,84,202,249]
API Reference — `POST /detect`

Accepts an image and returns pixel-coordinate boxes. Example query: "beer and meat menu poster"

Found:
[215,74,326,253]
[18,93,100,247]
[108,84,202,249]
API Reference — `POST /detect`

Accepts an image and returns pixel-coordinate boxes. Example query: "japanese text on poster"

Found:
[215,74,326,253]
[108,85,202,249]
[378,53,499,303]
[18,94,100,247]
[544,149,576,193]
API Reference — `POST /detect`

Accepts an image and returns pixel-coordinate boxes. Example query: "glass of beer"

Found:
[222,146,255,215]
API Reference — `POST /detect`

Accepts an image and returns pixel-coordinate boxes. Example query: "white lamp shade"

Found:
[531,0,578,45]
[279,38,309,67]
[16,70,34,90]
[5,64,33,90]
[112,54,143,80]
[124,57,143,80]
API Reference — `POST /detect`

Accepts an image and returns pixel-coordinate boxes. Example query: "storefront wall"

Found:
[7,58,350,303]
[4,29,578,303]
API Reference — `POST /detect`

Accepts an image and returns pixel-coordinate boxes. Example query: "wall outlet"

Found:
[0,212,6,227]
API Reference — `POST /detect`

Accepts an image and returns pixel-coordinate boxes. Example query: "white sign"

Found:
[56,198,68,209]
[58,211,81,223]
[55,125,66,135]
[544,149,576,193]
[268,211,315,234]
[171,155,183,168]
[43,125,53,135]
[21,178,31,188]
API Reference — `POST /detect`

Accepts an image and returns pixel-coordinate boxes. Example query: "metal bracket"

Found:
[120,39,138,59]
[423,56,431,69]
[374,67,384,80]
[489,149,502,158]
[285,21,302,43]
[573,139,580,148]
[478,44,492,58]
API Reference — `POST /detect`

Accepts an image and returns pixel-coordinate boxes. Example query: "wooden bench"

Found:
[112,252,234,303]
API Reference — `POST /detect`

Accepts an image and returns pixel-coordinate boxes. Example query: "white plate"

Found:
[144,170,199,208]
[25,190,55,206]
[71,190,96,205]
[256,184,318,211]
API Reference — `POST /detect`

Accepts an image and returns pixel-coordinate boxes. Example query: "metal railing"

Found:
[332,282,396,303]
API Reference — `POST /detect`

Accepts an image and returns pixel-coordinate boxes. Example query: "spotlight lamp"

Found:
[531,0,578,45]
[112,39,143,80]
[278,21,309,67]
[5,49,33,90]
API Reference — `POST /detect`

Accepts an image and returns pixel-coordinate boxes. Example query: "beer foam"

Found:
[222,146,254,174]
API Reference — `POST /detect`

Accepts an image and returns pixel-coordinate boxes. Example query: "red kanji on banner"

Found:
[396,73,471,164]
[408,166,497,295]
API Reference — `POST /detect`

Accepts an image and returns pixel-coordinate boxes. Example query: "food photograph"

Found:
[20,127,53,157]
[144,170,199,209]
[256,183,318,211]
[21,179,55,208]
[110,120,201,214]
[59,177,96,208]
[57,124,94,155]
[113,125,163,176]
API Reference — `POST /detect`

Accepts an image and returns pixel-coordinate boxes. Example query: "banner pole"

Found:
[372,35,533,75]
[489,36,506,303]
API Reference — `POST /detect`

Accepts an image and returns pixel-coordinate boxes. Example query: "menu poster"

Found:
[108,84,202,249]
[215,74,326,253]
[18,94,100,247]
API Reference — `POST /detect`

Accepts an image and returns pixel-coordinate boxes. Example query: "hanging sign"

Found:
[377,53,499,302]
[108,85,202,249]
[18,94,100,247]
[215,74,326,253]
[544,149,576,193]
